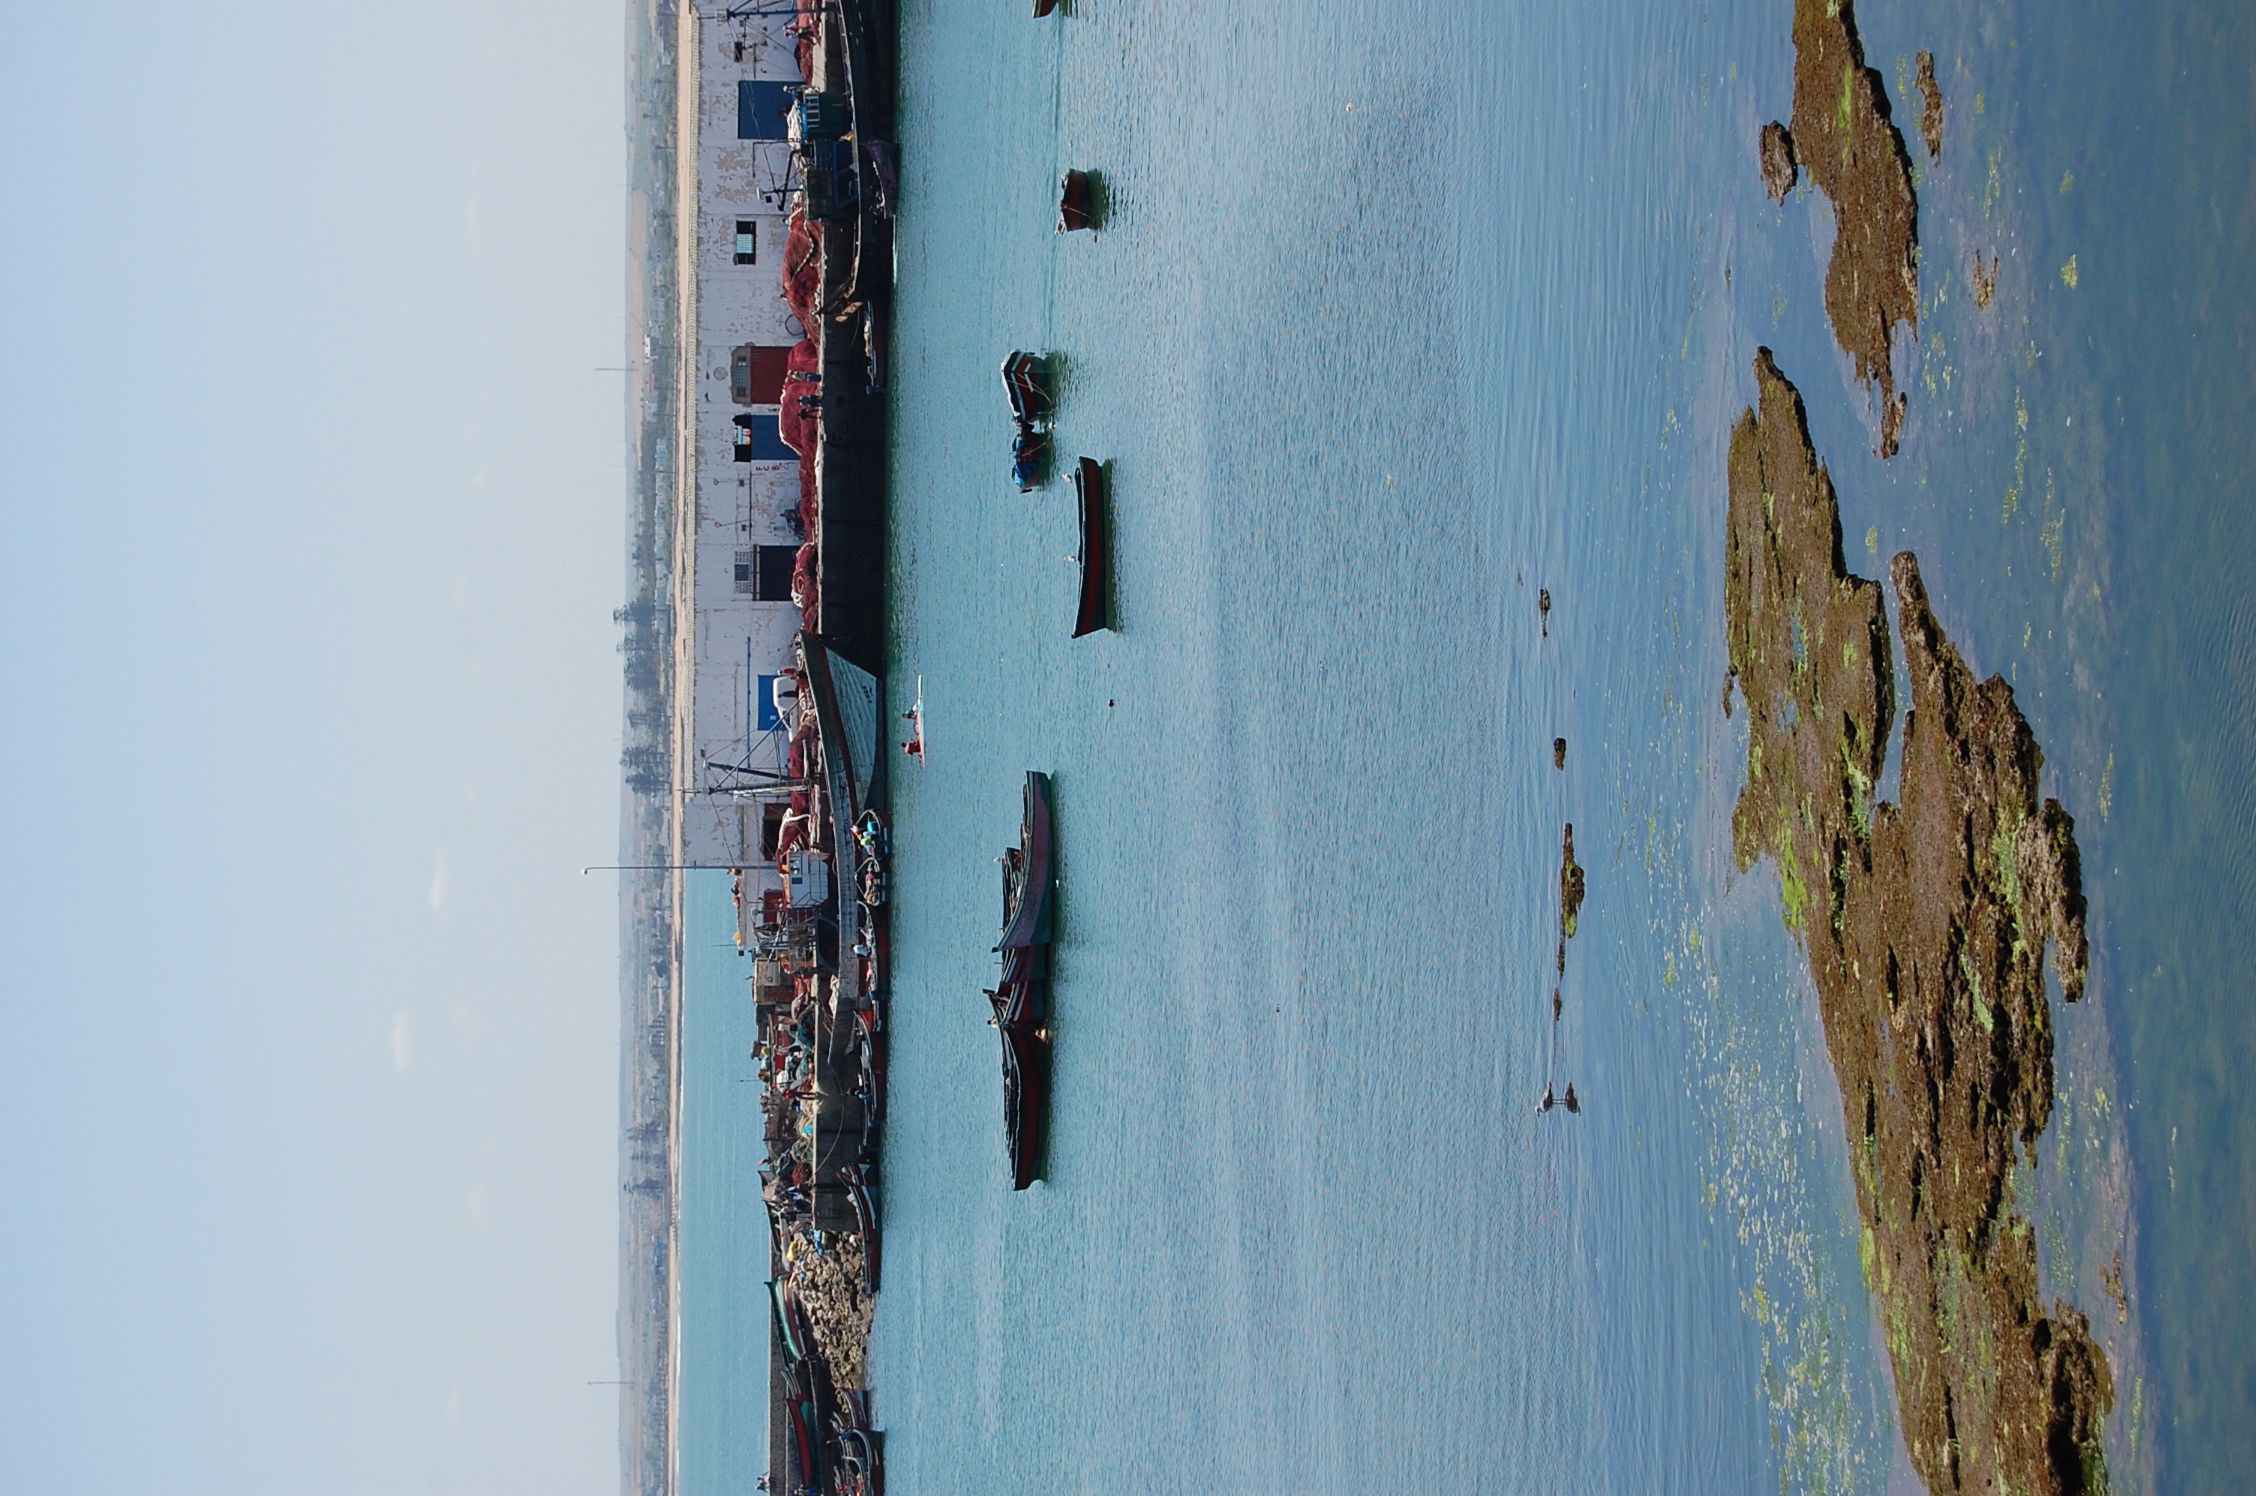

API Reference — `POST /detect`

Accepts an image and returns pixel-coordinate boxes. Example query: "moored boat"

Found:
[996,771,1055,950]
[836,1424,885,1496]
[783,1356,835,1489]
[989,954,1051,1191]
[1000,350,1054,424]
[990,772,1056,1189]
[782,1391,821,1491]
[1010,423,1051,493]
[846,1170,880,1291]
[768,1278,817,1366]
[1056,169,1098,232]
[1072,456,1110,637]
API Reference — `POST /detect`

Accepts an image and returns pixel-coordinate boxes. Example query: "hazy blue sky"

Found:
[1,3,627,1492]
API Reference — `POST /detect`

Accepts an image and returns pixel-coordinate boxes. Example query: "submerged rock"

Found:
[1759,120,1799,202]
[1558,824,1585,940]
[1724,350,2111,1496]
[1553,737,1568,770]
[1915,50,1944,161]
[1787,0,1921,455]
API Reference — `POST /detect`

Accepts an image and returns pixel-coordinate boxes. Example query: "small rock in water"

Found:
[1551,989,1562,1021]
[1538,588,1552,636]
[1558,823,1586,939]
[1915,51,1943,161]
[1552,737,1567,770]
[1759,120,1799,202]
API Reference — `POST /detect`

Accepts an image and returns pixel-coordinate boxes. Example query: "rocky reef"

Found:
[1786,0,1921,455]
[1724,350,2113,1496]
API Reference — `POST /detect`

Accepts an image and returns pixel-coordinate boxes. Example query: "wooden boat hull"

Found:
[997,772,1055,948]
[1056,169,1097,232]
[993,775,1055,1189]
[783,1393,821,1490]
[854,1004,886,1127]
[1010,424,1050,492]
[836,1425,885,1496]
[768,1278,817,1366]
[1000,1014,1050,1190]
[1000,350,1054,423]
[991,974,1050,1190]
[847,1171,880,1291]
[1072,457,1109,637]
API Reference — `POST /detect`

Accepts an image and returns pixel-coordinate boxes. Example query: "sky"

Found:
[0,3,628,1493]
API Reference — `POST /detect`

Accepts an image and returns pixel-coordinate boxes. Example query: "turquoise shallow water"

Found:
[673,2,2256,1491]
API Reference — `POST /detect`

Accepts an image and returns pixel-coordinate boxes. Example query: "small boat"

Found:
[854,1004,887,1127]
[1071,457,1110,637]
[990,772,1056,1189]
[846,1170,881,1291]
[901,674,924,762]
[782,1391,822,1491]
[783,1356,836,1488]
[799,630,884,823]
[835,1425,885,1496]
[767,1279,817,1366]
[1000,350,1054,424]
[1011,422,1051,492]
[996,772,1056,950]
[989,953,1051,1191]
[1056,169,1098,232]
[861,301,888,393]
[1032,0,1057,15]
[988,776,1055,1191]
[852,810,888,908]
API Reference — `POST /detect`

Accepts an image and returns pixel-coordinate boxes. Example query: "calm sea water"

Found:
[675,2,2256,1491]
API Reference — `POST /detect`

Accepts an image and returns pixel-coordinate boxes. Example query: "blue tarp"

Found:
[738,80,794,140]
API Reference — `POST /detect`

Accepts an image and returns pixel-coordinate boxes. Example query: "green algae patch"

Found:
[1724,350,2112,1496]
[1786,1,1921,455]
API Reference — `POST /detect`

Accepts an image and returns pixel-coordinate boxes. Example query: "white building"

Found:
[679,11,819,871]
